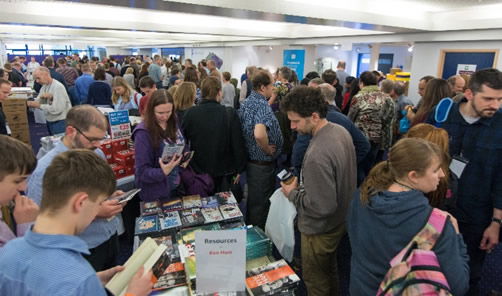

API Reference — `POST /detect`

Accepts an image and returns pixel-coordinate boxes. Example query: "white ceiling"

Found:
[0,0,502,48]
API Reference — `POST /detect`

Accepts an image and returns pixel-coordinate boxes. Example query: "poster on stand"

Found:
[283,49,305,80]
[108,110,131,139]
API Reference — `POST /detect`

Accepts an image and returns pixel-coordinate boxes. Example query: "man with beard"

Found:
[427,68,502,295]
[27,105,125,272]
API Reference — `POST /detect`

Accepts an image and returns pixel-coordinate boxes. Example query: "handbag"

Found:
[180,165,214,197]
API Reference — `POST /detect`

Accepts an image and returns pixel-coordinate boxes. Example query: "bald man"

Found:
[27,67,72,135]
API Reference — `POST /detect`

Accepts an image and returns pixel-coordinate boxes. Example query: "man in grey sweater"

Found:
[280,86,357,296]
[27,67,71,135]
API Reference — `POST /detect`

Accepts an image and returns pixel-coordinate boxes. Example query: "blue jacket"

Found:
[87,81,112,107]
[347,189,469,296]
[75,74,94,104]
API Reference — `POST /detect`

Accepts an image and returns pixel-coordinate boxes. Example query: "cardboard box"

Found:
[9,128,30,144]
[100,140,113,156]
[110,164,127,179]
[112,139,128,154]
[2,98,27,113]
[125,166,134,177]
[114,149,135,168]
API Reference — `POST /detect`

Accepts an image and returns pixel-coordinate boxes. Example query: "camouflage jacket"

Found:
[348,85,396,149]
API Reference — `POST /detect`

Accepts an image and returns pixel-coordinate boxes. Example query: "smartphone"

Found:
[115,188,141,204]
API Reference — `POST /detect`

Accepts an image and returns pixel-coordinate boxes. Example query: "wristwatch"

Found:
[492,217,502,225]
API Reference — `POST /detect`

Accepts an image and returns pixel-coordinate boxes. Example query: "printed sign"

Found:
[456,64,477,75]
[283,49,305,80]
[196,229,246,294]
[108,110,131,139]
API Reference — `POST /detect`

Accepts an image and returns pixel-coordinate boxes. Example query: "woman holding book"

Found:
[133,90,186,202]
[347,138,469,295]
[111,76,142,112]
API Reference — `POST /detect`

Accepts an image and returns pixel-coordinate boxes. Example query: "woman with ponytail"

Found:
[405,123,457,212]
[347,138,469,295]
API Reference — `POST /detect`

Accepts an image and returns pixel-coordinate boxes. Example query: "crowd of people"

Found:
[0,54,501,296]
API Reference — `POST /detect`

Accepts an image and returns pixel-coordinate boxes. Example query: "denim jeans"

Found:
[46,119,66,135]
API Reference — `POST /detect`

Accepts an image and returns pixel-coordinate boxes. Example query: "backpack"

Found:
[433,97,454,128]
[377,208,453,296]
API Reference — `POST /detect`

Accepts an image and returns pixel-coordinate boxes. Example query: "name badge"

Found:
[450,156,469,179]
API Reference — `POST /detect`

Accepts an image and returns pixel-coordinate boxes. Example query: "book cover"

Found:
[160,211,182,230]
[182,195,202,209]
[201,207,224,223]
[180,208,205,228]
[215,191,238,205]
[162,143,185,162]
[151,251,172,283]
[162,198,183,212]
[201,195,219,208]
[219,204,243,220]
[245,260,300,296]
[177,224,222,245]
[140,201,161,216]
[152,262,186,291]
[134,215,159,235]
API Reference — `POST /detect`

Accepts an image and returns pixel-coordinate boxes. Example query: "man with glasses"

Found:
[27,66,72,135]
[27,105,125,272]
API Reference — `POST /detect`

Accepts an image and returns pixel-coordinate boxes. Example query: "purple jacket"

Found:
[132,122,183,202]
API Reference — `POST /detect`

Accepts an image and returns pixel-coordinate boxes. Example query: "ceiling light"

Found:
[408,44,414,52]
[333,43,341,50]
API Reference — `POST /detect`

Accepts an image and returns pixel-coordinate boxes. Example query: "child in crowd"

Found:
[0,135,39,248]
[0,150,153,296]
[348,138,469,295]
[405,123,457,213]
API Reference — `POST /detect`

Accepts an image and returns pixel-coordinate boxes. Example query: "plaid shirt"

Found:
[427,99,502,226]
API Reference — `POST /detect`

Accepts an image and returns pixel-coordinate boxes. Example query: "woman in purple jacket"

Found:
[132,90,186,202]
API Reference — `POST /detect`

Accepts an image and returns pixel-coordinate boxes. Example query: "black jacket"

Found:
[181,99,247,177]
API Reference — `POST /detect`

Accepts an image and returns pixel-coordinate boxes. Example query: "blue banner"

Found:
[283,49,305,80]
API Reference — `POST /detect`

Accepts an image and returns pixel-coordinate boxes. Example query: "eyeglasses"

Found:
[72,126,107,143]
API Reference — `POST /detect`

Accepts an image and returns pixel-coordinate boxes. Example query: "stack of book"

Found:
[246,227,273,260]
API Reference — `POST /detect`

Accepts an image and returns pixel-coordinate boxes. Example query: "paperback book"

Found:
[180,208,205,228]
[201,207,224,223]
[160,211,182,230]
[215,191,238,205]
[134,215,160,235]
[219,204,243,220]
[140,201,161,216]
[182,195,202,209]
[245,259,300,296]
[162,198,183,212]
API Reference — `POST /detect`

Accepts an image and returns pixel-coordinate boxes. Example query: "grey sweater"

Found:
[288,122,357,235]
